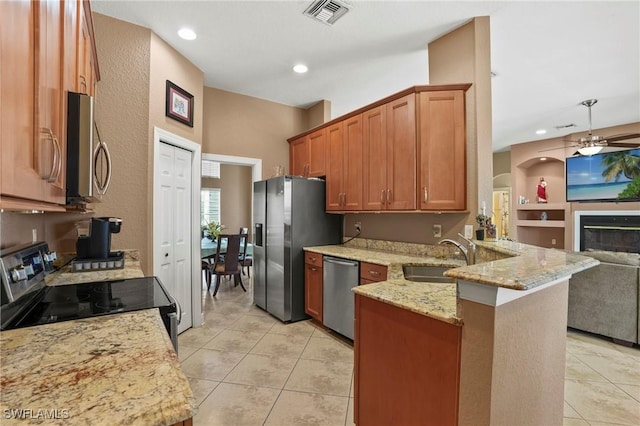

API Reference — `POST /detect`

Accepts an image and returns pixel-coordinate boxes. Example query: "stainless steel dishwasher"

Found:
[323,256,359,340]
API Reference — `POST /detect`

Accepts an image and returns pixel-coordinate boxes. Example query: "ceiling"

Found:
[91,1,639,152]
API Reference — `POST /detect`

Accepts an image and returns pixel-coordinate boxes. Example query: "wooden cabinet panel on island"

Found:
[326,116,363,211]
[304,252,323,322]
[354,295,461,425]
[417,90,466,211]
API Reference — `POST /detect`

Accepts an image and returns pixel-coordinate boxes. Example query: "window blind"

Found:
[201,188,221,226]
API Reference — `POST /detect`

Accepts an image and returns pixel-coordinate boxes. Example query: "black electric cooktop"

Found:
[1,276,176,330]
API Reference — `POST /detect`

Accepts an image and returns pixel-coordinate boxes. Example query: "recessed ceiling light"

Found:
[536,129,547,135]
[178,28,197,41]
[293,64,308,74]
[540,157,547,161]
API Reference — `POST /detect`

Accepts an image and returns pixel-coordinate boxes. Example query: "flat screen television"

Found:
[566,148,640,202]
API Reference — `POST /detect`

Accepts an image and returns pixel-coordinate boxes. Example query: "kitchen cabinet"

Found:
[363,94,417,211]
[417,90,466,211]
[359,262,387,285]
[0,0,99,211]
[354,294,461,425]
[289,128,326,178]
[77,0,100,96]
[326,115,363,211]
[304,252,323,322]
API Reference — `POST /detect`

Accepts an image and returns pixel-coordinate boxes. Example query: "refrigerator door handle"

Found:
[255,223,263,246]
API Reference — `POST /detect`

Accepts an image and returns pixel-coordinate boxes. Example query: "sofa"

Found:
[568,250,640,345]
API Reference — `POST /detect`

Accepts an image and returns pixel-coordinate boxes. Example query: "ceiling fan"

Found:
[540,99,640,156]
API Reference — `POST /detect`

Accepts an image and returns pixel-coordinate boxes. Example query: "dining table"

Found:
[201,237,253,260]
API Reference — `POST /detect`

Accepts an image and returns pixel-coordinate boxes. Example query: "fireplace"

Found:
[574,211,640,253]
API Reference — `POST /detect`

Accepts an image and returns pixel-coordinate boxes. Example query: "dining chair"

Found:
[238,230,253,277]
[207,234,246,296]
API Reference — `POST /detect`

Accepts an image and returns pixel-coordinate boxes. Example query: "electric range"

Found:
[0,242,179,351]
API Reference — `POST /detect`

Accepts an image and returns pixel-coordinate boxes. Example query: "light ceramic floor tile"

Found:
[203,329,266,353]
[269,319,317,337]
[284,358,353,396]
[228,314,277,333]
[243,305,274,318]
[346,397,355,426]
[312,326,336,339]
[177,345,198,362]
[264,390,349,426]
[300,336,354,364]
[250,333,310,358]
[562,418,590,426]
[224,353,298,389]
[574,353,640,385]
[202,310,244,326]
[565,379,640,425]
[187,377,219,407]
[195,382,280,426]
[563,401,581,419]
[178,326,223,348]
[180,348,245,381]
[617,383,640,403]
[565,353,608,382]
[350,374,354,398]
[566,331,632,359]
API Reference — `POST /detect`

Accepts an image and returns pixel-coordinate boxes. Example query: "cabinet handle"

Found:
[51,133,62,183]
[39,128,58,182]
[304,163,309,177]
[381,190,385,204]
[309,256,316,262]
[423,187,428,203]
[79,75,87,94]
[387,189,392,204]
[368,270,381,276]
[310,267,318,271]
[341,192,345,207]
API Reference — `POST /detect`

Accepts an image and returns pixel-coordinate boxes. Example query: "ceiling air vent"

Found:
[304,0,350,25]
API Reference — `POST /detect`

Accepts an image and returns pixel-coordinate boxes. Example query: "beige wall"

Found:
[306,100,331,128]
[202,87,309,179]
[201,164,252,240]
[493,151,511,177]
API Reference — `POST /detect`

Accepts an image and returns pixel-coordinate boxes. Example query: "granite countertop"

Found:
[46,250,143,286]
[305,240,599,324]
[445,240,600,290]
[304,245,464,325]
[0,309,196,425]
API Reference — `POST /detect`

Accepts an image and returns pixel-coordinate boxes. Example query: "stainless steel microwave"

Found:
[66,92,111,204]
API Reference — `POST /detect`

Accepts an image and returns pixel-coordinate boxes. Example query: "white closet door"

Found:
[156,142,192,333]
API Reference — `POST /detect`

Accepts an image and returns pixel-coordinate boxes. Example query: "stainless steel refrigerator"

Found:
[253,176,342,322]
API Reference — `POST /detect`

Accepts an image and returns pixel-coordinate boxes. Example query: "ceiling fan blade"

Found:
[605,133,640,143]
[607,142,640,148]
[539,144,578,153]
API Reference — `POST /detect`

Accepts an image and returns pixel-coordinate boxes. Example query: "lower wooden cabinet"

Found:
[304,252,323,321]
[354,295,461,425]
[359,262,387,284]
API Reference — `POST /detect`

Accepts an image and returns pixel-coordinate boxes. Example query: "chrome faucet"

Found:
[438,233,476,265]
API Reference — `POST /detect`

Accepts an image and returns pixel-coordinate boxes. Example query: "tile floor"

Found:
[179,274,640,426]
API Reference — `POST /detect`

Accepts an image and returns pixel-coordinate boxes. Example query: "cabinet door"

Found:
[343,114,363,211]
[0,1,43,201]
[418,90,466,210]
[290,136,308,177]
[308,128,326,177]
[305,263,323,321]
[38,0,66,204]
[325,122,344,211]
[362,106,387,210]
[386,94,416,210]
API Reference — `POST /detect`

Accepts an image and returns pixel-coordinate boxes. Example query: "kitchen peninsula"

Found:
[306,239,599,425]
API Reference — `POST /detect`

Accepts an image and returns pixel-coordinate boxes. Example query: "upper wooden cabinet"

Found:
[289,128,326,178]
[363,95,417,211]
[0,0,100,210]
[417,90,467,210]
[289,84,470,213]
[326,115,363,211]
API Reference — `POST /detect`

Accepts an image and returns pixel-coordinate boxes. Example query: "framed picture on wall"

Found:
[165,80,194,127]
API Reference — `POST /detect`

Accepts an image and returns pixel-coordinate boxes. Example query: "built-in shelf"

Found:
[516,203,566,211]
[516,220,565,228]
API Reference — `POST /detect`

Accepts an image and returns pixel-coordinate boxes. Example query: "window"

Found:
[201,188,221,226]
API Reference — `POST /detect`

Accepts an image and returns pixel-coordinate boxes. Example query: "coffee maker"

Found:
[76,217,122,260]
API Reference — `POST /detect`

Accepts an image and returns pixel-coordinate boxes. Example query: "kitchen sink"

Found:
[402,265,456,284]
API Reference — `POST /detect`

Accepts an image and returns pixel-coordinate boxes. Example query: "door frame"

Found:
[153,127,202,328]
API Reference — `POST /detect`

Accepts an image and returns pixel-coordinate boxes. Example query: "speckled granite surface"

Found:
[446,240,600,290]
[46,250,143,286]
[306,239,598,323]
[0,309,196,425]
